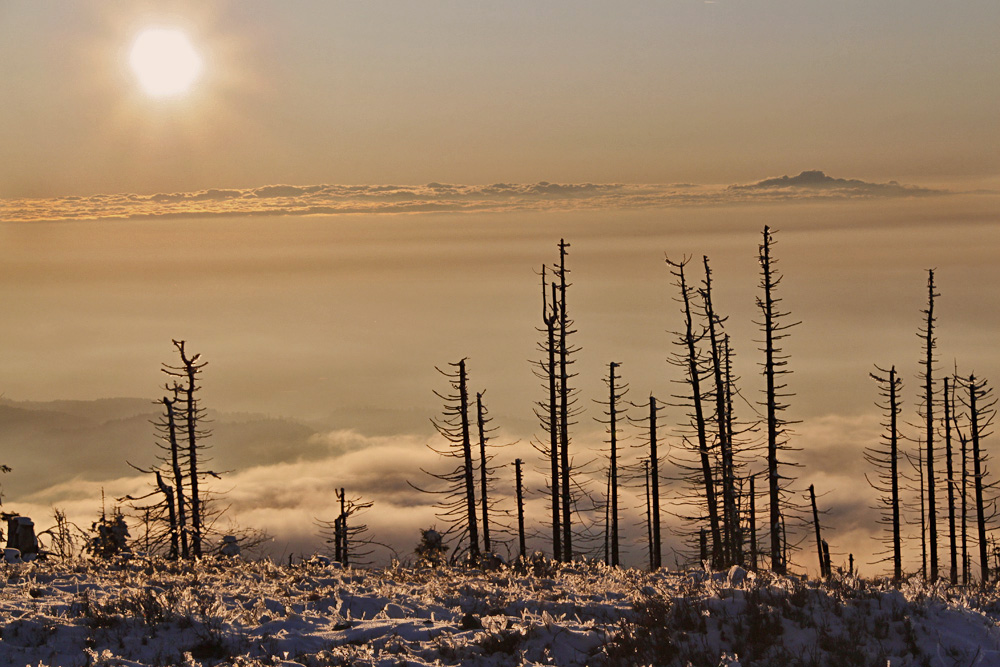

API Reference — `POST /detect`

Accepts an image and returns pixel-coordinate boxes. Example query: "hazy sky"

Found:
[2,1,998,198]
[2,1,999,572]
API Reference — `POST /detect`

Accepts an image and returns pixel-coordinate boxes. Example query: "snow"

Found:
[1,557,999,666]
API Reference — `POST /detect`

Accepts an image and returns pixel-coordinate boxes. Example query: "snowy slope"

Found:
[1,557,999,666]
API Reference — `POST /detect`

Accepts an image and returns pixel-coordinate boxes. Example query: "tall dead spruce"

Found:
[532,241,581,562]
[960,374,997,583]
[666,256,722,568]
[700,255,743,567]
[555,239,580,561]
[630,395,665,569]
[475,390,511,554]
[316,489,375,567]
[532,266,563,560]
[866,365,904,581]
[123,340,217,559]
[419,359,481,562]
[944,376,958,585]
[917,269,940,580]
[595,361,628,566]
[756,227,800,574]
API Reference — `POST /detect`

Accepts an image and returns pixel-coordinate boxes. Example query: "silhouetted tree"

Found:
[666,256,722,568]
[809,484,829,577]
[748,473,759,571]
[917,270,940,580]
[701,255,741,567]
[944,376,958,584]
[514,458,526,560]
[125,394,187,559]
[904,446,928,579]
[316,489,376,567]
[630,396,665,569]
[865,365,904,581]
[531,266,562,561]
[595,361,627,566]
[955,377,972,585]
[961,373,996,583]
[756,226,800,574]
[162,339,211,557]
[475,390,513,554]
[416,359,480,562]
[123,343,230,559]
[555,239,582,561]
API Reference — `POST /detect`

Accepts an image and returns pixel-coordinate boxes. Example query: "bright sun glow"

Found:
[129,28,202,97]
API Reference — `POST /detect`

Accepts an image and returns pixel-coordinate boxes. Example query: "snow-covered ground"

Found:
[2,557,999,666]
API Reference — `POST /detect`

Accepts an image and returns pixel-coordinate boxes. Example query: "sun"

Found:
[129,28,202,97]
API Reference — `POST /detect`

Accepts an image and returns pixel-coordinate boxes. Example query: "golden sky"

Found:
[1,1,998,199]
[2,1,999,571]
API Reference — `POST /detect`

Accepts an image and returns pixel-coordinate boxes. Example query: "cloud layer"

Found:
[1,172,945,223]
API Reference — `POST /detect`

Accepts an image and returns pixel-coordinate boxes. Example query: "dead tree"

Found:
[416,359,480,562]
[514,459,526,560]
[161,394,188,558]
[809,484,829,577]
[555,239,581,561]
[917,270,940,580]
[666,256,722,568]
[748,473,758,571]
[316,489,375,567]
[476,392,493,553]
[630,396,665,569]
[756,226,800,574]
[595,362,628,566]
[154,471,178,559]
[122,389,196,559]
[644,459,654,570]
[161,340,211,557]
[955,378,971,585]
[865,365,904,581]
[944,376,958,584]
[701,255,741,567]
[531,266,562,561]
[962,374,997,583]
[904,446,928,580]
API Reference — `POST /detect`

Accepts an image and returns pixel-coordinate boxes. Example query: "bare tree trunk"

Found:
[645,459,653,571]
[458,360,480,560]
[918,446,927,580]
[609,362,620,567]
[476,393,491,554]
[649,397,662,569]
[339,487,349,567]
[604,467,610,565]
[557,239,573,561]
[543,270,562,562]
[749,474,758,571]
[173,341,205,558]
[969,375,988,584]
[758,228,792,575]
[703,256,737,567]
[163,396,189,560]
[961,419,970,585]
[889,368,902,582]
[154,471,178,559]
[669,257,722,568]
[921,270,939,580]
[945,376,958,584]
[515,459,526,560]
[810,484,825,578]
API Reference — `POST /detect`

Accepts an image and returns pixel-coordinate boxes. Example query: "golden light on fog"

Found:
[129,28,202,97]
